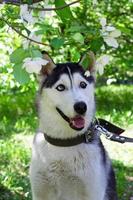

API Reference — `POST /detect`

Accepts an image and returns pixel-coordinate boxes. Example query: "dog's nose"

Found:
[74,101,87,115]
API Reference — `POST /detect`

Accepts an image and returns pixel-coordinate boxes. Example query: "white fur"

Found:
[30,72,109,200]
[30,132,107,200]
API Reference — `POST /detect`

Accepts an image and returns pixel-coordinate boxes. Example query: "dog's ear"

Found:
[79,51,96,77]
[40,51,56,76]
[38,51,56,81]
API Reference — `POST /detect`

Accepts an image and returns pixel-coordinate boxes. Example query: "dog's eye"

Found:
[56,84,66,91]
[80,81,87,89]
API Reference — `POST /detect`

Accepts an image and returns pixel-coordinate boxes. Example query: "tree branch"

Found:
[30,0,80,11]
[0,0,80,11]
[0,17,49,46]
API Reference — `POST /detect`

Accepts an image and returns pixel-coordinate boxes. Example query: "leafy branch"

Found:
[0,17,49,46]
[30,0,80,11]
[0,0,80,11]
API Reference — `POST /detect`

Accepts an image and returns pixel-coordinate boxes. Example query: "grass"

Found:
[96,85,133,126]
[0,85,133,200]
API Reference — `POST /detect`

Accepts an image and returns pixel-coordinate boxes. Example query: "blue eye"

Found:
[56,84,66,91]
[80,81,87,89]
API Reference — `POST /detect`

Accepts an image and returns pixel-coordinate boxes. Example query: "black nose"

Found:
[74,101,87,115]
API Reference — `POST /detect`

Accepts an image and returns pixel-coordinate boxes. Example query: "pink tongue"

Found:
[70,116,85,129]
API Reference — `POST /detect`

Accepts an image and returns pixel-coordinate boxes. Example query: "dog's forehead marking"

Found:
[58,69,87,88]
[67,66,73,88]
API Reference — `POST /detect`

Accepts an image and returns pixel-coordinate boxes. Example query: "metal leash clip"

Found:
[92,118,133,144]
[94,124,126,143]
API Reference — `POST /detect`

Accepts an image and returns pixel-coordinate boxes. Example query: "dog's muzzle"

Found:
[56,107,85,131]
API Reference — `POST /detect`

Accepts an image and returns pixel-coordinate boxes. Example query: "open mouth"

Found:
[56,108,85,131]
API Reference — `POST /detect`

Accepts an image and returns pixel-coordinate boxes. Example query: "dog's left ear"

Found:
[79,51,96,77]
[41,51,56,76]
[38,52,56,82]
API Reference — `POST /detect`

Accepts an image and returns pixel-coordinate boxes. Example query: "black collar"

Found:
[44,129,94,147]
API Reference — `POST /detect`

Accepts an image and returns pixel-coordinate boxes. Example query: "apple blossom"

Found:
[22,32,42,49]
[20,4,36,25]
[22,57,49,74]
[100,17,121,48]
[96,55,111,75]
[92,0,98,5]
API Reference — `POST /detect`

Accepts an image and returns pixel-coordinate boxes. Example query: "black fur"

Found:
[98,140,118,199]
[99,139,107,165]
[41,63,94,91]
[105,167,118,200]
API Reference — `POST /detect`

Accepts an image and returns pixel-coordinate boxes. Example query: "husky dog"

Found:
[30,52,118,200]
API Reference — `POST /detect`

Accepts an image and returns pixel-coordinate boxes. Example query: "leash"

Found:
[94,118,133,144]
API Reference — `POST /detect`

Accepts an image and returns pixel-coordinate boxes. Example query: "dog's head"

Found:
[38,52,96,139]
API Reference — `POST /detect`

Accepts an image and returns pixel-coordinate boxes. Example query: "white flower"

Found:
[105,26,115,32]
[0,3,5,16]
[22,39,30,49]
[101,45,105,51]
[0,2,5,9]
[103,37,119,48]
[29,32,42,43]
[92,0,98,5]
[100,17,121,48]
[22,32,42,49]
[22,57,49,74]
[20,4,36,24]
[104,29,121,48]
[39,11,46,19]
[21,12,34,24]
[20,4,28,16]
[109,29,121,37]
[96,55,111,75]
[100,17,107,28]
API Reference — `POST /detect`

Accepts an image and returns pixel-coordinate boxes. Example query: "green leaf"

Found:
[27,0,33,5]
[55,0,73,22]
[10,48,42,64]
[90,38,103,52]
[70,48,80,62]
[118,25,131,36]
[68,23,86,33]
[10,48,30,64]
[0,21,5,28]
[80,54,91,70]
[72,33,84,44]
[50,38,64,49]
[31,49,42,58]
[13,63,30,84]
[35,25,51,34]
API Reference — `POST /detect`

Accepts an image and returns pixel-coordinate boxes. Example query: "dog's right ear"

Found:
[79,51,96,77]
[38,51,56,81]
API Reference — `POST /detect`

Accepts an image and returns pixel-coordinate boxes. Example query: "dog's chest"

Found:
[46,144,101,177]
[38,143,106,198]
